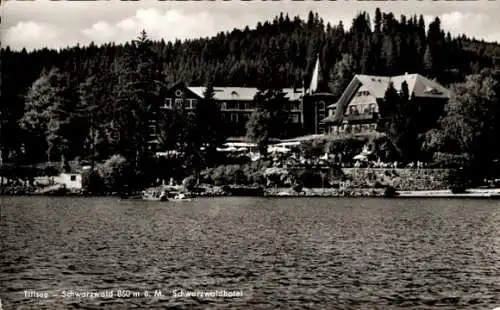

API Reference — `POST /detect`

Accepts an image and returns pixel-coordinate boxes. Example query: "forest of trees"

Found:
[1,9,500,187]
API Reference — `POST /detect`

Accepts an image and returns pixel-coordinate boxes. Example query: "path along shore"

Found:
[396,188,500,198]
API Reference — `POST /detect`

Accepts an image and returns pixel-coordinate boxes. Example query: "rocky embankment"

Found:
[264,187,387,197]
[184,185,389,198]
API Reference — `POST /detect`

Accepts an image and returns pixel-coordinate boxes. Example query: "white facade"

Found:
[53,173,82,190]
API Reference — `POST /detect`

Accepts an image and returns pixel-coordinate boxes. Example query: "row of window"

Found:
[162,98,302,111]
[329,124,377,134]
[346,103,377,115]
[221,113,301,124]
[223,102,253,110]
[329,123,377,134]
[356,90,371,97]
[222,101,301,111]
[162,98,197,109]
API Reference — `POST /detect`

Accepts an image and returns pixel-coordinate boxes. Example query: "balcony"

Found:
[345,112,378,124]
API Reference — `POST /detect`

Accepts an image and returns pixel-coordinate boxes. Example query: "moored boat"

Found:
[142,189,168,201]
[170,193,192,202]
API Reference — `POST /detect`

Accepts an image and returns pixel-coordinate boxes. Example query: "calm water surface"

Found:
[1,197,499,309]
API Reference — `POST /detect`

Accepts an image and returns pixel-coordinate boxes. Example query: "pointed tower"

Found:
[308,55,321,94]
[302,54,335,135]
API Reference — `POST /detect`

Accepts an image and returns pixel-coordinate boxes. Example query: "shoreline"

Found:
[396,188,500,199]
[2,186,500,199]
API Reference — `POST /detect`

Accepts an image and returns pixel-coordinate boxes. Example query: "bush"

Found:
[447,168,470,193]
[98,154,131,192]
[292,183,303,192]
[82,169,104,193]
[433,152,471,168]
[450,185,467,194]
[295,168,322,188]
[43,165,60,176]
[383,186,398,197]
[233,168,248,185]
[182,175,197,191]
[374,181,385,188]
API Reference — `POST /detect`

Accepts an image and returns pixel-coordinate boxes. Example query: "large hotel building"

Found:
[150,58,450,147]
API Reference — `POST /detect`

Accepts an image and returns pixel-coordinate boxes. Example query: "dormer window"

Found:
[231,91,239,98]
[424,87,442,95]
[175,89,184,98]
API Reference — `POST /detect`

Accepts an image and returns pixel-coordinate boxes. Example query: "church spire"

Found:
[308,55,320,94]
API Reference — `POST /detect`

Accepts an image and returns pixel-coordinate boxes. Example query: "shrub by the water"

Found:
[383,186,398,197]
[447,167,470,193]
[374,181,385,188]
[82,169,104,194]
[97,154,132,192]
[292,183,303,192]
[182,175,197,191]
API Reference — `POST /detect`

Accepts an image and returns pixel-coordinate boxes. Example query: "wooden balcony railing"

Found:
[345,112,378,123]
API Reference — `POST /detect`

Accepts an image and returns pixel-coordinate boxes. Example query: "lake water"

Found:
[1,197,499,310]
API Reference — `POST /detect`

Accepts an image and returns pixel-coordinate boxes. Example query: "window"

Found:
[239,102,245,110]
[425,87,442,95]
[318,101,326,110]
[349,105,359,115]
[175,89,184,97]
[231,113,238,123]
[163,98,172,109]
[220,102,227,110]
[289,102,299,110]
[289,114,300,123]
[70,175,76,181]
[227,102,236,109]
[191,99,198,108]
[174,99,183,107]
[185,99,197,109]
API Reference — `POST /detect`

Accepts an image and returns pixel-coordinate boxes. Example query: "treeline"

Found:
[1,9,500,169]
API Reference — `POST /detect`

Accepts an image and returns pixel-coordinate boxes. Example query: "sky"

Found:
[1,0,500,51]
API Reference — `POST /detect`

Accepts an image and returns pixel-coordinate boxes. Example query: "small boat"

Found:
[142,189,168,201]
[170,193,192,202]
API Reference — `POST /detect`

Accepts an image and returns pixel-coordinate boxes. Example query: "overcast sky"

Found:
[1,0,500,51]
